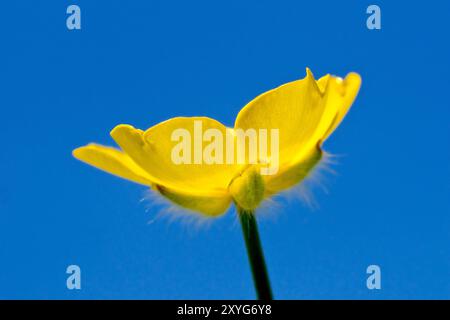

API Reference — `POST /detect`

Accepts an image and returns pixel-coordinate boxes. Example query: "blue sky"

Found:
[0,1,449,299]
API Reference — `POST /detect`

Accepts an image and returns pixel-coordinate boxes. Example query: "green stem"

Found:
[238,207,273,300]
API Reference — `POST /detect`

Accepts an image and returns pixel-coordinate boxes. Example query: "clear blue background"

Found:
[0,1,449,299]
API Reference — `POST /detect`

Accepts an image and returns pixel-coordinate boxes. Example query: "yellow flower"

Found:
[73,69,361,216]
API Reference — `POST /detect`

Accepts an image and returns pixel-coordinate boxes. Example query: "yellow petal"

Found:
[72,144,154,186]
[110,117,242,196]
[266,73,361,194]
[235,69,361,194]
[154,185,232,216]
[319,72,362,142]
[234,68,326,169]
[264,147,322,195]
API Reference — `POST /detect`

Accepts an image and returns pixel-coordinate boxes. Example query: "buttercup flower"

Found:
[73,68,361,299]
[73,69,361,216]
